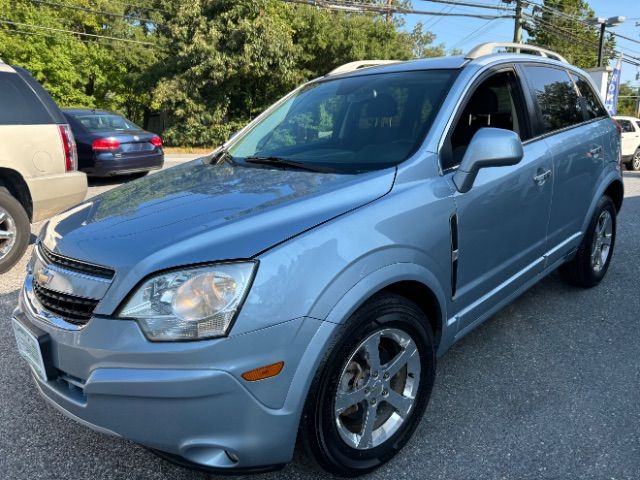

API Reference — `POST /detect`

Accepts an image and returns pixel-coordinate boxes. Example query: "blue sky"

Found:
[402,0,640,86]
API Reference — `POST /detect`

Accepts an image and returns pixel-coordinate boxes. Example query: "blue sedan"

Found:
[63,109,164,177]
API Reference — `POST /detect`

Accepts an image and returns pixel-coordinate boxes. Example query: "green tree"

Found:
[153,0,444,146]
[526,0,616,69]
[0,0,164,124]
[617,82,639,117]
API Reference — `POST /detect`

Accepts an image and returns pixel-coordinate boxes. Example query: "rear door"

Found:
[617,119,637,156]
[521,65,609,266]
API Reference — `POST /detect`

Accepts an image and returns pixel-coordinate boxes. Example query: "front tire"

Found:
[0,190,30,274]
[301,293,436,477]
[560,195,617,288]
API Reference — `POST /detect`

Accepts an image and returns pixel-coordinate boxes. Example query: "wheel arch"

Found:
[604,178,623,213]
[0,167,33,221]
[321,263,448,352]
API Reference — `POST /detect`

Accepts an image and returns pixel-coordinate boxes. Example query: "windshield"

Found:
[70,113,141,133]
[228,69,456,173]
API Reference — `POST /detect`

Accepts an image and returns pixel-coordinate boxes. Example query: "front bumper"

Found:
[13,291,328,470]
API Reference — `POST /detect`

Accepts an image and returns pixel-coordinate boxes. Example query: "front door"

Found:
[441,68,553,334]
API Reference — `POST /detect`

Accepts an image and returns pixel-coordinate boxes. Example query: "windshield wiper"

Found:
[244,156,333,173]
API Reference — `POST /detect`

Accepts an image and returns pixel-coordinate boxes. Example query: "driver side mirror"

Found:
[452,128,524,193]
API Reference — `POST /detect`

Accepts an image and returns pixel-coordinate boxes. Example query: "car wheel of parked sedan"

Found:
[560,195,616,288]
[630,149,640,171]
[0,189,30,274]
[301,293,436,477]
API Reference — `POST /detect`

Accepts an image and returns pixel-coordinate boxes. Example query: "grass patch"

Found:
[164,146,214,154]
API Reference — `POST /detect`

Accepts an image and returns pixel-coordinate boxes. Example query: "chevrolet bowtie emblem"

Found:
[35,267,53,286]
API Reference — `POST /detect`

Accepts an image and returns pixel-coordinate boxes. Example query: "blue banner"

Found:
[604,55,623,115]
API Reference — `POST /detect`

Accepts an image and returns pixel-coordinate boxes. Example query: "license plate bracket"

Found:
[12,316,56,382]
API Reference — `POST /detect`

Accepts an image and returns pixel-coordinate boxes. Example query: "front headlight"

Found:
[119,262,257,341]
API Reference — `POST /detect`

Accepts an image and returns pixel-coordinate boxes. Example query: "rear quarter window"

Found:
[522,65,583,133]
[569,73,608,120]
[0,71,53,125]
[618,119,634,133]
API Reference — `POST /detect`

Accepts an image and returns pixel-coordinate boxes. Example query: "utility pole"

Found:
[386,0,393,23]
[597,22,606,67]
[513,0,523,43]
[588,16,625,68]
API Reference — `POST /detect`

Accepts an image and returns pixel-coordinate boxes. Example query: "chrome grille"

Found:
[32,282,99,325]
[38,244,115,280]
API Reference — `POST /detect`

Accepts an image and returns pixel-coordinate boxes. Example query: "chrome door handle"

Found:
[589,146,603,157]
[533,169,552,185]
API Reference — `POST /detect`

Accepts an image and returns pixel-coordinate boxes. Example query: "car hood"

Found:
[42,159,394,303]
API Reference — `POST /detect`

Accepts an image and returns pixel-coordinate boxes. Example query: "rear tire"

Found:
[559,195,616,288]
[0,190,30,274]
[301,293,436,477]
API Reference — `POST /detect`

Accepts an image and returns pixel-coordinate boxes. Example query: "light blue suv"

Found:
[12,43,623,476]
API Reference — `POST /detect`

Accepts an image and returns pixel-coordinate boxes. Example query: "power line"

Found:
[0,18,159,46]
[413,0,514,11]
[106,0,167,14]
[449,18,498,51]
[524,13,640,67]
[29,0,162,25]
[0,25,133,48]
[284,0,514,19]
[525,0,640,48]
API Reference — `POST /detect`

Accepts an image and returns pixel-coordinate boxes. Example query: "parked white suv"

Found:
[0,60,87,273]
[613,115,640,170]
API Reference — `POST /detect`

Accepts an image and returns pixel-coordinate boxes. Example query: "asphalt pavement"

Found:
[1,162,639,480]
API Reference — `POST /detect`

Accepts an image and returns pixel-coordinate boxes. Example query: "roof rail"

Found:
[465,42,568,64]
[327,60,400,76]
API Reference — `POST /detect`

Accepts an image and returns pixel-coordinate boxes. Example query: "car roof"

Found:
[63,108,116,115]
[613,115,640,121]
[326,52,584,80]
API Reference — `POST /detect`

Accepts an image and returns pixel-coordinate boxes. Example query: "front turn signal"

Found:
[241,361,284,382]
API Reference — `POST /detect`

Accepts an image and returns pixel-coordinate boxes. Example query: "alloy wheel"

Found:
[0,206,17,261]
[334,328,421,450]
[633,152,640,170]
[591,209,612,273]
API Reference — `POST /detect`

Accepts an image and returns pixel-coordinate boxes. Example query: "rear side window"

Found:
[617,119,634,133]
[570,73,608,120]
[0,72,53,125]
[523,66,582,133]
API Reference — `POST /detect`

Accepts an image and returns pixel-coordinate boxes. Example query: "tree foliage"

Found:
[617,82,639,117]
[526,0,616,69]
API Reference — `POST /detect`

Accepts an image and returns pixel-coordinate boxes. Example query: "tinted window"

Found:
[636,121,640,130]
[229,70,456,173]
[618,119,634,133]
[446,70,527,169]
[67,113,141,133]
[523,66,582,133]
[0,72,52,125]
[570,73,608,120]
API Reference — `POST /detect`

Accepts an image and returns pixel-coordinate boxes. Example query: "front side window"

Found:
[228,70,457,173]
[445,70,526,169]
[523,66,582,133]
[570,73,608,120]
